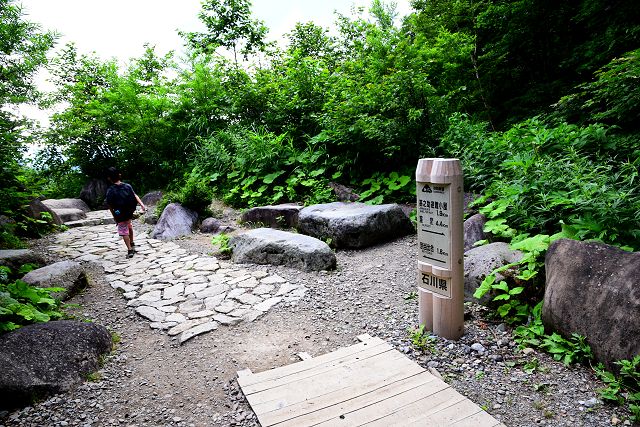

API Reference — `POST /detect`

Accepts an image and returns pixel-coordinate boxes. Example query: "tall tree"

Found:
[182,0,268,64]
[0,0,56,246]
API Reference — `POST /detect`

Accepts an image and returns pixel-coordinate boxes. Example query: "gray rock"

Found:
[179,322,218,344]
[26,199,63,226]
[21,261,89,301]
[471,343,486,353]
[464,242,523,303]
[0,321,112,410]
[0,250,45,271]
[54,208,87,223]
[240,204,303,229]
[141,191,163,207]
[151,203,198,240]
[328,182,360,202]
[230,228,336,271]
[42,198,91,213]
[135,306,166,322]
[543,239,640,371]
[298,202,414,248]
[79,179,109,209]
[199,217,221,233]
[142,211,159,225]
[464,214,488,252]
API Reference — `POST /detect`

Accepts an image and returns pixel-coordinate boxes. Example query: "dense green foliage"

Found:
[0,0,56,247]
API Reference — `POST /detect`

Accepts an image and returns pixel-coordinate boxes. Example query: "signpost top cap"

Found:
[416,158,462,182]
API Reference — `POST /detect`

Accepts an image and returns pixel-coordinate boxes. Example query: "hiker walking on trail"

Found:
[105,167,146,258]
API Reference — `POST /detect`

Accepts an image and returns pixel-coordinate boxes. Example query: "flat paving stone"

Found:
[180,322,218,344]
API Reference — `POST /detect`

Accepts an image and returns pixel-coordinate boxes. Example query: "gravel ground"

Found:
[0,220,634,427]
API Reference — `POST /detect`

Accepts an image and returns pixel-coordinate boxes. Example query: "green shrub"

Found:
[442,115,640,250]
[188,127,335,208]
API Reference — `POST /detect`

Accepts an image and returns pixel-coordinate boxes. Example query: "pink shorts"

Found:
[117,220,132,236]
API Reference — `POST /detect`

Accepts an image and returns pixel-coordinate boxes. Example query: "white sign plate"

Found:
[418,271,452,299]
[417,183,451,269]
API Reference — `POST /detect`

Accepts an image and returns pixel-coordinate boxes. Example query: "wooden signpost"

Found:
[416,158,464,340]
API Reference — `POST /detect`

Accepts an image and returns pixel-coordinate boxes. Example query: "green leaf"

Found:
[309,168,325,177]
[497,303,512,317]
[388,175,411,190]
[509,287,525,295]
[262,170,285,184]
[492,281,509,292]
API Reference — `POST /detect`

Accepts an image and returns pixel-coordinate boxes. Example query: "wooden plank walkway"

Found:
[237,334,504,427]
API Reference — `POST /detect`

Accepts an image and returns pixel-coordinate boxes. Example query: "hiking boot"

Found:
[127,249,135,258]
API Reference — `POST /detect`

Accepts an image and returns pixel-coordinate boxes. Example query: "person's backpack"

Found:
[107,183,137,222]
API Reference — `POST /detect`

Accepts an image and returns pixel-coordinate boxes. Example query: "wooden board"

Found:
[238,335,504,427]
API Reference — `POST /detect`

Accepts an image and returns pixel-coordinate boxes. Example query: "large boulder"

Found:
[240,204,303,229]
[0,250,45,271]
[141,191,163,207]
[464,213,488,253]
[199,217,235,234]
[298,202,414,248]
[543,239,640,370]
[0,320,112,409]
[151,203,198,240]
[26,199,63,226]
[79,179,109,209]
[464,242,523,303]
[200,217,222,233]
[42,198,91,213]
[230,228,336,271]
[54,208,87,223]
[21,261,89,301]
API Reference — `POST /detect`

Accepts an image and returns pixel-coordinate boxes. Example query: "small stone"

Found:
[470,343,485,353]
[584,398,600,408]
[522,347,535,356]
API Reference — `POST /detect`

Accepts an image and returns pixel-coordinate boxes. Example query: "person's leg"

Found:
[117,221,134,256]
[122,235,132,250]
[128,221,134,248]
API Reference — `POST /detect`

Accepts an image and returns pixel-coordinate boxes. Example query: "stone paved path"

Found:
[47,223,307,343]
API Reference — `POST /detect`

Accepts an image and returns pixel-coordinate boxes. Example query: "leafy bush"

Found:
[192,127,334,208]
[442,115,640,250]
[357,170,415,205]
